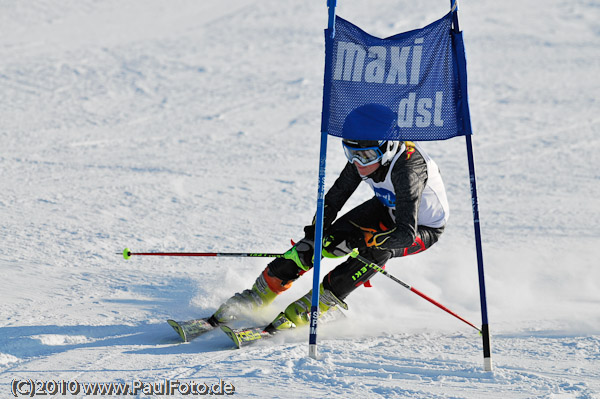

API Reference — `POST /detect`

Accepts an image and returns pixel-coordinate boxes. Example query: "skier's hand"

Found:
[304,205,337,240]
[322,234,350,258]
[283,239,314,271]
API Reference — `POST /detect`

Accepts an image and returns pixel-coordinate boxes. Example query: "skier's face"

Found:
[354,160,381,177]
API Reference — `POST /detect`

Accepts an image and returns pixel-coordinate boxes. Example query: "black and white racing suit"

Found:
[270,141,449,300]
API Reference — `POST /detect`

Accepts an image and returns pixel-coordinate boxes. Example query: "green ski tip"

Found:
[123,248,132,260]
[220,326,242,349]
[168,319,188,342]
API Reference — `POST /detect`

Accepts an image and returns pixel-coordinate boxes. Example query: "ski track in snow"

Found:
[1,0,599,398]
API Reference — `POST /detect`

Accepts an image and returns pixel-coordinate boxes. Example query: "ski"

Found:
[220,306,347,349]
[220,325,273,349]
[167,318,215,342]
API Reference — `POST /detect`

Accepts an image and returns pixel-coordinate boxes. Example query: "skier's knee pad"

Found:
[266,255,305,282]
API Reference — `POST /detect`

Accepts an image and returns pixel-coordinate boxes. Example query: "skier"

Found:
[207,103,449,333]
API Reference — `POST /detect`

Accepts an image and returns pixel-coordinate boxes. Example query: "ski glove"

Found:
[283,235,352,271]
[303,204,337,241]
[322,234,351,258]
[283,239,314,271]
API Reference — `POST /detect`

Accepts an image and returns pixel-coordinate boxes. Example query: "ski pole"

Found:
[349,249,481,333]
[122,247,479,331]
[121,248,285,260]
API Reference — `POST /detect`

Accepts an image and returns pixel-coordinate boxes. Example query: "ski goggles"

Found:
[342,142,384,167]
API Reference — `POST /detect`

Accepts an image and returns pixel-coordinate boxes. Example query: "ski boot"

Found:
[208,267,291,326]
[265,284,347,333]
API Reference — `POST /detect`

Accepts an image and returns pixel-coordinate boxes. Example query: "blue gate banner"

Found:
[322,12,472,141]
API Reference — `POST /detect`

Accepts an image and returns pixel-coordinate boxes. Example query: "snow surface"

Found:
[1,0,599,398]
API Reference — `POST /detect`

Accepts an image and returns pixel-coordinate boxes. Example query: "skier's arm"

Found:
[386,167,426,248]
[324,162,362,219]
[304,162,361,238]
[368,154,428,250]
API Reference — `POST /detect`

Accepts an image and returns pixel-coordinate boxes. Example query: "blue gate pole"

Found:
[450,0,493,371]
[309,0,337,360]
[466,135,492,371]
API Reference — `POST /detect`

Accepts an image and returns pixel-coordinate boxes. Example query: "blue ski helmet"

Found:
[341,103,399,140]
[342,104,400,166]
